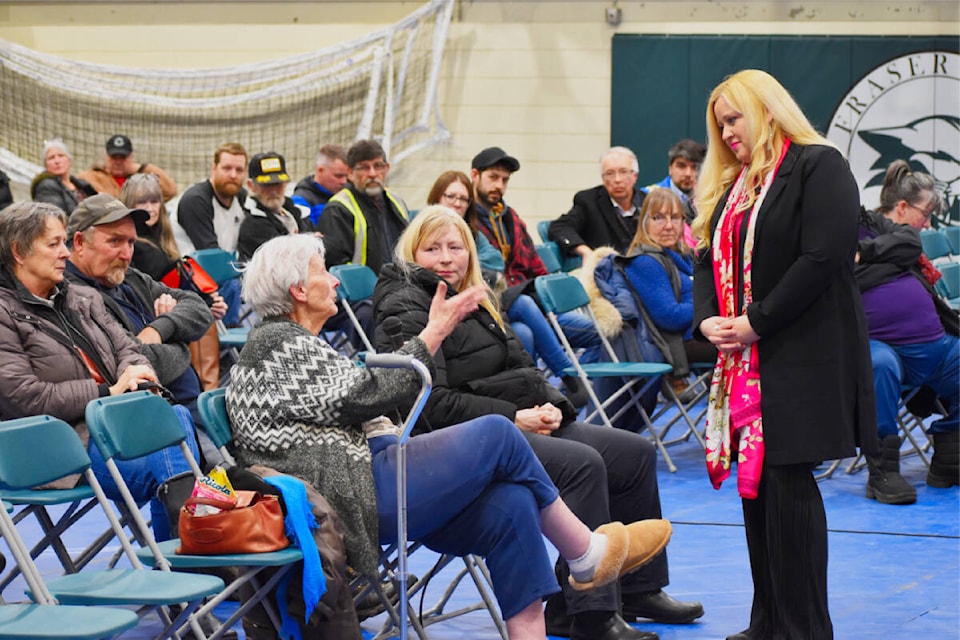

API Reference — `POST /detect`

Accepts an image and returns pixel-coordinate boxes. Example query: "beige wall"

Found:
[1,0,957,235]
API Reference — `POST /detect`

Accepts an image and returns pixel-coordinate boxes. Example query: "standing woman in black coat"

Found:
[692,69,878,640]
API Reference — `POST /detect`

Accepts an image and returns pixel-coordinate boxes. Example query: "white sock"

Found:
[567,531,608,583]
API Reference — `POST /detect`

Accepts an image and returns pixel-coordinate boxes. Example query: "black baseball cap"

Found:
[249,152,290,184]
[106,134,133,157]
[471,147,520,173]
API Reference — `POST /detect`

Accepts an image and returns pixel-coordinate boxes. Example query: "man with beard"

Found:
[641,139,705,224]
[471,147,603,363]
[236,152,306,261]
[175,142,248,257]
[175,143,248,326]
[548,146,647,260]
[78,134,178,202]
[63,194,218,462]
[318,139,410,275]
[469,148,704,639]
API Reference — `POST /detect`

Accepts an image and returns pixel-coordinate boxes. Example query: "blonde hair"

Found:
[628,189,691,256]
[693,69,834,247]
[394,205,504,329]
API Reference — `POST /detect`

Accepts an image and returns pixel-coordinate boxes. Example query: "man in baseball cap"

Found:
[65,192,213,448]
[78,134,178,201]
[66,193,148,238]
[237,151,305,261]
[471,146,520,173]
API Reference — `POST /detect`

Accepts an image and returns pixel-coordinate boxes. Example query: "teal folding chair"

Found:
[920,228,952,261]
[1,498,140,639]
[190,248,250,354]
[0,413,224,640]
[936,261,959,308]
[330,263,379,353]
[537,221,582,272]
[189,249,242,285]
[0,464,134,598]
[941,225,960,255]
[537,220,552,244]
[534,274,679,469]
[88,392,303,639]
[535,242,563,273]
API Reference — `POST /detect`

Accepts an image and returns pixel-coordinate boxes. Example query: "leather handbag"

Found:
[177,490,289,555]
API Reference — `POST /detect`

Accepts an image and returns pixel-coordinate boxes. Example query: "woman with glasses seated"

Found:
[621,189,717,397]
[427,171,588,408]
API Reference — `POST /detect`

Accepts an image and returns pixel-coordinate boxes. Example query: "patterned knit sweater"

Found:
[226,316,433,576]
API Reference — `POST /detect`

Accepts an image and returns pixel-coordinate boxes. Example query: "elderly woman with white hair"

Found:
[225,233,671,640]
[30,138,97,214]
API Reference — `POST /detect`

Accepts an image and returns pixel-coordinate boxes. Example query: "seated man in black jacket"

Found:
[237,152,307,261]
[548,146,646,261]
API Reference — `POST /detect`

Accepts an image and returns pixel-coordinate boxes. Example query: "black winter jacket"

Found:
[372,263,575,433]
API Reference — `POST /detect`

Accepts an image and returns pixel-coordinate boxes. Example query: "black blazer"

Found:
[693,143,878,465]
[548,185,645,256]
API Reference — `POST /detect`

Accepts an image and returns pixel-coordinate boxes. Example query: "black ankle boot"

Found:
[928,431,960,488]
[866,435,917,504]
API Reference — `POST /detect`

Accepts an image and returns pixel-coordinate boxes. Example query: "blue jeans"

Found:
[558,310,603,364]
[87,404,200,542]
[370,415,561,620]
[870,335,959,438]
[507,294,574,376]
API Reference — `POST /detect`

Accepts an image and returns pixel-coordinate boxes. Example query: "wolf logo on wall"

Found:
[828,52,959,226]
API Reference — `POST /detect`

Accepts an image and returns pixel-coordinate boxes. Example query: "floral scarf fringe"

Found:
[705,139,791,499]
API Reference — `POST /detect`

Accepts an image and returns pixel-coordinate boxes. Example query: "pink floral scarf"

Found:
[705,140,790,499]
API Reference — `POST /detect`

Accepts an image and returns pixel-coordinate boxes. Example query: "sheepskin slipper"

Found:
[569,519,672,591]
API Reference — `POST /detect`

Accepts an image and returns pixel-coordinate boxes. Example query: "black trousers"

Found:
[525,421,667,616]
[741,463,832,640]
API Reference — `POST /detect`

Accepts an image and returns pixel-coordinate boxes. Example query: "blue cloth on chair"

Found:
[263,475,325,639]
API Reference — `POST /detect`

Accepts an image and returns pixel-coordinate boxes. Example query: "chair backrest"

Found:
[920,229,952,260]
[938,261,960,299]
[535,242,563,273]
[330,264,378,302]
[536,219,552,243]
[0,416,91,490]
[197,388,232,450]
[85,391,189,461]
[534,272,591,315]
[942,226,960,255]
[190,248,243,285]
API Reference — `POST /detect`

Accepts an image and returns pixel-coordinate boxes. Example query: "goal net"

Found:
[0,0,453,194]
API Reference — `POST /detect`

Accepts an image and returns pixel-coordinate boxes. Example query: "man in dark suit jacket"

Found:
[548,146,646,259]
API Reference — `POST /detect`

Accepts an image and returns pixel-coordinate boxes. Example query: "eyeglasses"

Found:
[353,161,387,173]
[441,193,471,205]
[648,214,684,226]
[907,202,936,221]
[602,168,636,180]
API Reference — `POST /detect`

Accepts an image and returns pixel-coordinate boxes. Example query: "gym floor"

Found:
[3,429,957,639]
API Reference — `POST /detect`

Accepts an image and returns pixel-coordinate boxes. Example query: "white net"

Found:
[0,0,453,191]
